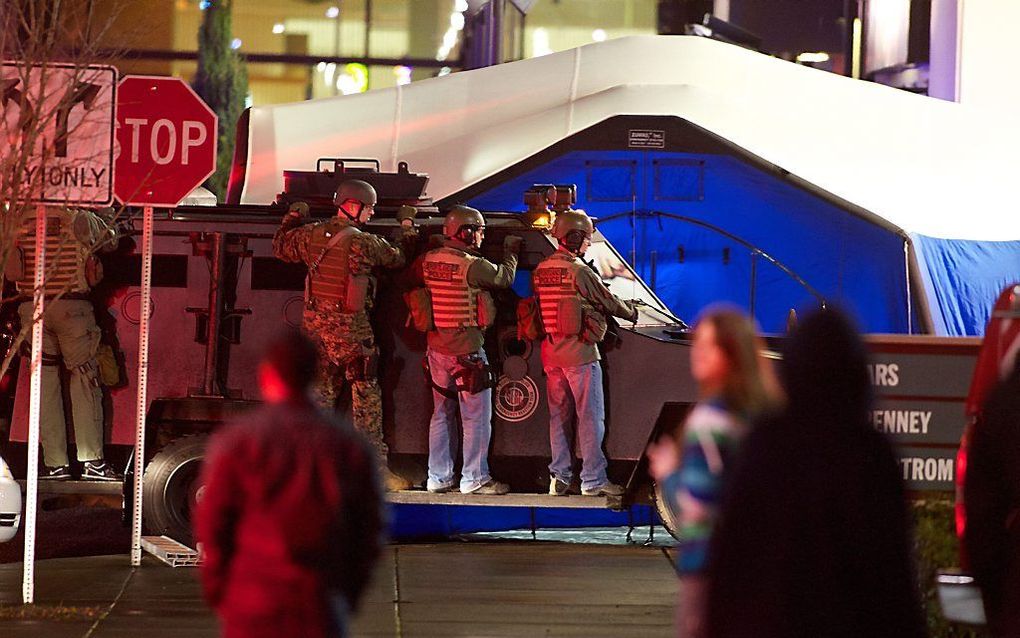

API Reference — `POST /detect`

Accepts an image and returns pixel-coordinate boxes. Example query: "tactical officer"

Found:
[414,205,521,495]
[6,206,120,481]
[273,179,417,491]
[533,209,637,497]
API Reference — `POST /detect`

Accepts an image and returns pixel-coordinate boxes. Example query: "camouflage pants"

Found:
[304,309,387,458]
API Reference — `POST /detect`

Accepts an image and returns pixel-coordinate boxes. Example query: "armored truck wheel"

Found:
[652,480,680,541]
[143,434,209,545]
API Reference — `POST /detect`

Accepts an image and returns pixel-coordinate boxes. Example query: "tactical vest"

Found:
[306,222,358,306]
[422,247,482,329]
[533,253,584,335]
[13,209,91,295]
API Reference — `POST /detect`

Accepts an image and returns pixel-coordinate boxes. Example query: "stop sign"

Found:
[114,75,217,207]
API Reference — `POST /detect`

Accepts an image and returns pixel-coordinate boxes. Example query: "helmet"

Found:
[333,179,378,210]
[443,205,485,239]
[551,209,594,241]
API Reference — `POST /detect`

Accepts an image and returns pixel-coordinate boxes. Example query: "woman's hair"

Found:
[697,305,775,419]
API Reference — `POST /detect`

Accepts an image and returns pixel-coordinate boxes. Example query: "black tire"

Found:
[652,480,681,541]
[142,434,209,546]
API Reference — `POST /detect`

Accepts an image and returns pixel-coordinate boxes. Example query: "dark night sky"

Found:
[729,0,846,54]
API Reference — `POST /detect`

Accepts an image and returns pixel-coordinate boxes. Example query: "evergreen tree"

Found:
[192,0,248,201]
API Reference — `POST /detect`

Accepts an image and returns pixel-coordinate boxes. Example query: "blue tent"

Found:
[448,119,913,335]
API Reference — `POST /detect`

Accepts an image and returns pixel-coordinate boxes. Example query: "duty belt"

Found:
[16,292,91,303]
[304,297,346,313]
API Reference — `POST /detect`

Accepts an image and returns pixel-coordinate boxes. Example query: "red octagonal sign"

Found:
[115,75,217,207]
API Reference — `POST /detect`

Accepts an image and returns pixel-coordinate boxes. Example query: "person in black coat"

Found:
[965,360,1020,637]
[705,308,926,638]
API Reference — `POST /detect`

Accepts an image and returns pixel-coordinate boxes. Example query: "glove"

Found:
[95,206,117,224]
[281,201,309,229]
[503,234,523,257]
[396,205,418,226]
[625,301,639,323]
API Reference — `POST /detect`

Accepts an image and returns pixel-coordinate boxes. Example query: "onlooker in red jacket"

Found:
[194,329,384,638]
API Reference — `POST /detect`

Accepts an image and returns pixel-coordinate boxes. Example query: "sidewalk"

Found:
[0,542,678,637]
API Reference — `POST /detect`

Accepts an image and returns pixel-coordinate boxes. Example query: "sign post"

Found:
[1,61,116,604]
[22,208,45,605]
[114,75,217,566]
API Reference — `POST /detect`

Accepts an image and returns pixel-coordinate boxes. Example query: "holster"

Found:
[346,344,378,382]
[454,354,494,395]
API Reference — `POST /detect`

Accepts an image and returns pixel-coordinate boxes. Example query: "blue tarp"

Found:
[468,150,914,334]
[913,234,1020,336]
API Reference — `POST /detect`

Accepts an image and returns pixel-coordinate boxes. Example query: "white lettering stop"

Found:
[123,117,209,166]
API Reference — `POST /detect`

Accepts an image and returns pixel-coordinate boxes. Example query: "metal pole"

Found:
[333,10,341,96]
[131,205,155,566]
[364,0,373,59]
[749,249,758,319]
[22,204,46,604]
[202,232,225,397]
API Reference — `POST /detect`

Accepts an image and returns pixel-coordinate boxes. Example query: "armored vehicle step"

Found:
[387,490,624,510]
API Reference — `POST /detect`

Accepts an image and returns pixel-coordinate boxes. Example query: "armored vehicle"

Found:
[4,159,693,543]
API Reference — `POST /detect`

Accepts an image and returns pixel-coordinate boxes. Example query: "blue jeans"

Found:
[426,349,493,493]
[545,361,609,491]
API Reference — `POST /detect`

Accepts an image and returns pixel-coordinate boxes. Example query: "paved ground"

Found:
[0,542,678,637]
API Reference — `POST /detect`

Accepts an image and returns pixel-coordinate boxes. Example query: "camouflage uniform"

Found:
[273,216,415,457]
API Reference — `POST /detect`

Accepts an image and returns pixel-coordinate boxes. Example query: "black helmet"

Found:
[333,179,378,211]
[444,205,485,239]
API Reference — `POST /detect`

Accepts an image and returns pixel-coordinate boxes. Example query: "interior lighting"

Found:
[796,51,830,63]
[230,38,242,50]
[592,29,607,42]
[436,0,468,63]
[324,62,337,86]
[272,23,285,34]
[326,6,340,19]
[532,27,552,57]
[394,65,413,86]
[316,61,327,72]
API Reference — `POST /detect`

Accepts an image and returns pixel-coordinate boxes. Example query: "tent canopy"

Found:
[232,36,1020,336]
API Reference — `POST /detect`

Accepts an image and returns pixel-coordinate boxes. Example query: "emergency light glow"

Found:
[531,213,551,228]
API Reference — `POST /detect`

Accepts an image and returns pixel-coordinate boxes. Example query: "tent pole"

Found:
[904,237,935,335]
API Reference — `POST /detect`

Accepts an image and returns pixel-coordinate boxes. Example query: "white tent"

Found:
[232,36,1020,335]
